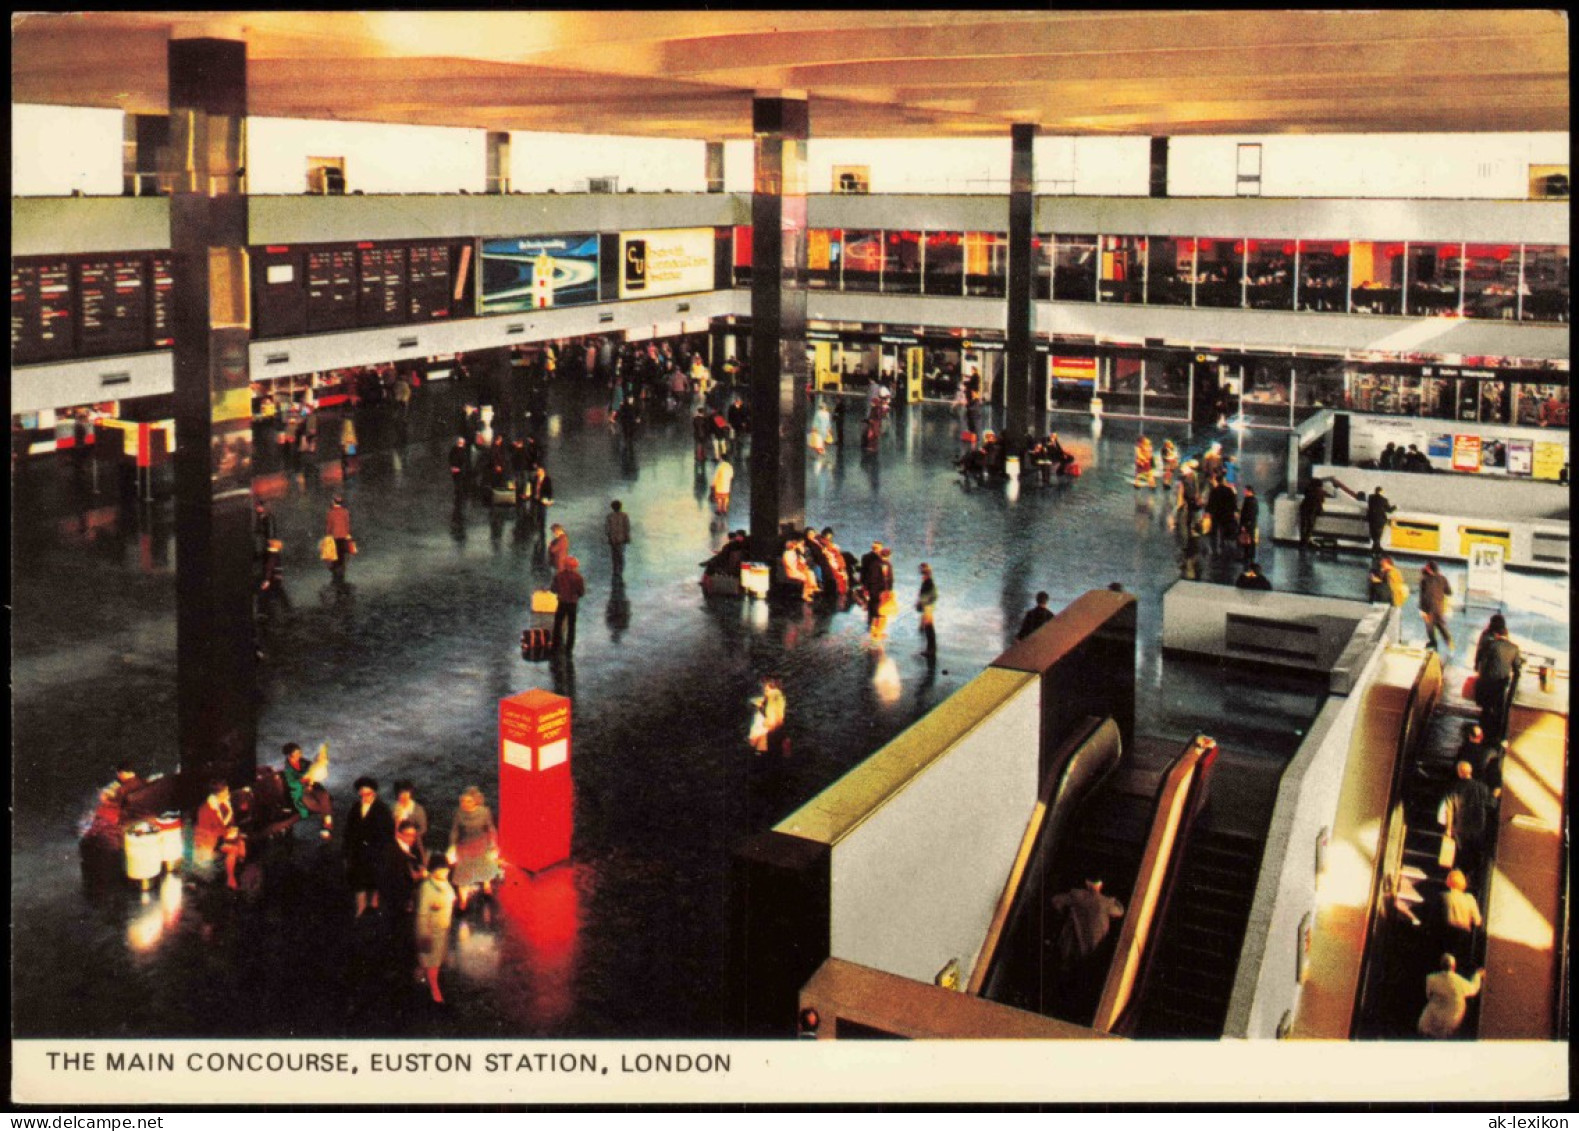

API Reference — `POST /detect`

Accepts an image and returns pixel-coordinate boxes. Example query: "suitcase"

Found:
[960,431,977,444]
[520,626,555,661]
[531,589,559,614]
[491,486,516,506]
[1063,459,1082,479]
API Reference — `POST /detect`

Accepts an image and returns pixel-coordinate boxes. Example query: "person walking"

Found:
[414,853,456,1004]
[1418,559,1455,652]
[1298,477,1333,547]
[547,523,571,572]
[1438,761,1497,878]
[339,413,359,478]
[447,437,470,506]
[325,495,353,582]
[551,555,586,656]
[1050,879,1125,973]
[710,458,734,515]
[1365,485,1396,554]
[1237,485,1260,562]
[1369,556,1409,643]
[1473,616,1522,746]
[747,677,788,756]
[915,563,938,663]
[342,776,395,918]
[605,500,632,577]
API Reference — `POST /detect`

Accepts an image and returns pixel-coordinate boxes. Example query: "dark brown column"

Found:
[1150,137,1170,198]
[748,95,809,555]
[1006,123,1037,442]
[705,141,725,193]
[122,114,170,197]
[168,37,257,795]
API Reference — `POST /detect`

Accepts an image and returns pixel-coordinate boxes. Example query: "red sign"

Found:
[498,689,573,872]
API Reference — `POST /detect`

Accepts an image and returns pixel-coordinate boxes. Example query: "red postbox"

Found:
[498,689,573,872]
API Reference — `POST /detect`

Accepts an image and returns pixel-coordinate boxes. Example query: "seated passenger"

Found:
[780,540,819,603]
[1235,561,1273,590]
[193,780,245,888]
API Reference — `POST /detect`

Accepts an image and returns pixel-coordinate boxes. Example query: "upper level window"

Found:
[923,231,964,296]
[808,229,841,291]
[1193,238,1244,308]
[1146,237,1193,307]
[842,229,883,293]
[885,230,922,295]
[1033,236,1052,301]
[1521,245,1570,323]
[1406,242,1462,316]
[1245,240,1294,311]
[1098,236,1147,304]
[1460,243,1520,320]
[1052,234,1097,302]
[1297,240,1348,312]
[964,232,1008,299]
[1349,242,1405,315]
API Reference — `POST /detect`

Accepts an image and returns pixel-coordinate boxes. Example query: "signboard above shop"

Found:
[618,228,715,301]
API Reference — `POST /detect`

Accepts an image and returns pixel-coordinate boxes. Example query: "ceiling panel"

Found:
[10,10,1568,138]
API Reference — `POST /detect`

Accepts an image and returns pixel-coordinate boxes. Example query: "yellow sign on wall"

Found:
[1532,440,1566,481]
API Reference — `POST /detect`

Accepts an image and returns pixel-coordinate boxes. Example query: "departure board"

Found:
[407,243,453,321]
[149,255,174,347]
[378,246,408,323]
[77,257,149,357]
[13,260,76,363]
[305,245,358,332]
[356,245,388,325]
[254,247,307,338]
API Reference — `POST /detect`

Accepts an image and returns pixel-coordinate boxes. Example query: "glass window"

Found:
[1104,355,1142,415]
[1349,242,1404,315]
[1521,245,1569,323]
[1515,383,1569,427]
[1293,360,1347,419]
[965,232,1008,298]
[1098,236,1146,304]
[923,347,960,399]
[1297,240,1349,312]
[1048,352,1096,410]
[1420,375,1455,419]
[1145,237,1193,307]
[885,230,922,295]
[1052,234,1097,302]
[923,231,964,296]
[1406,242,1462,316]
[1460,243,1520,320]
[1146,355,1191,419]
[1193,238,1244,308]
[1240,357,1292,424]
[1477,380,1510,425]
[842,229,883,293]
[1034,236,1052,301]
[808,229,841,291]
[732,225,752,288]
[1245,240,1294,311]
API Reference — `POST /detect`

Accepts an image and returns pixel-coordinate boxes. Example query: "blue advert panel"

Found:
[481,233,600,314]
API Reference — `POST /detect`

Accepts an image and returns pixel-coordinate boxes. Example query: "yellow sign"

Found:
[1458,525,1512,558]
[808,229,831,272]
[1389,520,1440,552]
[1532,440,1566,481]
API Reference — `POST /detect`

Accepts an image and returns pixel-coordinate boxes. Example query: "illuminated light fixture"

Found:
[798,1008,820,1034]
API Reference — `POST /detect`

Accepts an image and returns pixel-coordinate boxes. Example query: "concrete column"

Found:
[1149,137,1170,198]
[167,37,257,796]
[122,114,170,197]
[1005,123,1037,442]
[705,141,726,193]
[748,95,809,556]
[486,131,511,194]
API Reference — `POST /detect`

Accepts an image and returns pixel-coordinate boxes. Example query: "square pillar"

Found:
[168,37,257,794]
[705,140,726,193]
[1005,123,1038,442]
[748,95,809,556]
[487,131,511,194]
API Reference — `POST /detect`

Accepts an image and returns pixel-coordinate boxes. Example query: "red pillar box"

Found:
[498,689,573,872]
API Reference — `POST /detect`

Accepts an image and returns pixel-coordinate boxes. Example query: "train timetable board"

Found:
[356,244,409,326]
[77,257,150,357]
[12,259,76,364]
[406,243,453,322]
[149,255,174,348]
[305,245,358,332]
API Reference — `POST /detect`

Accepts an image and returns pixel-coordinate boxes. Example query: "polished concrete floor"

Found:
[11,378,1570,1039]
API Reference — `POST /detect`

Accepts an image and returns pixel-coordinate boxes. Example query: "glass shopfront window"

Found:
[1406,242,1462,316]
[1098,236,1146,304]
[1146,355,1192,419]
[1521,245,1570,323]
[1516,382,1569,427]
[885,230,923,295]
[1297,240,1349,312]
[1460,243,1520,320]
[1240,357,1293,424]
[1245,240,1295,310]
[965,232,1008,298]
[808,229,841,291]
[1146,236,1194,306]
[1420,375,1455,419]
[1034,236,1052,301]
[1476,379,1510,425]
[1193,238,1244,308]
[1048,352,1096,410]
[842,229,883,293]
[732,225,752,288]
[1293,360,1348,414]
[1052,234,1098,302]
[1103,355,1143,415]
[923,231,964,296]
[1349,242,1405,315]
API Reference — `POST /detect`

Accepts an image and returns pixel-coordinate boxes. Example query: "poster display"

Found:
[618,228,715,300]
[1426,433,1453,459]
[1451,433,1482,472]
[1531,440,1566,481]
[481,233,600,313]
[1505,439,1533,476]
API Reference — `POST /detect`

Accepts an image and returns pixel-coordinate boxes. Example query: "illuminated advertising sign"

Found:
[481,233,600,314]
[618,228,714,300]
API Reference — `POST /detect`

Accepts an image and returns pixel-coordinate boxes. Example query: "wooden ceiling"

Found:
[11,10,1570,138]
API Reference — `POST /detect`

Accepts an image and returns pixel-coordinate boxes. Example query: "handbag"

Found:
[531,589,559,614]
[347,538,358,556]
[1438,834,1457,869]
[1461,674,1478,699]
[1237,526,1254,548]
[319,536,338,563]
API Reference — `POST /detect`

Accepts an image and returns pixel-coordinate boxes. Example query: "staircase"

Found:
[1130,828,1264,1038]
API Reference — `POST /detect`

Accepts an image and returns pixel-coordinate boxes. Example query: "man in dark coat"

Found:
[1365,485,1396,553]
[1417,559,1454,651]
[1237,486,1260,561]
[859,542,892,628]
[551,555,587,656]
[1439,761,1497,876]
[1205,476,1238,554]
[1017,592,1056,640]
[1298,478,1333,546]
[448,437,470,504]
[1473,621,1522,745]
[342,776,395,917]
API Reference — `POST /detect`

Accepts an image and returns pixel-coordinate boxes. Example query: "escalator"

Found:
[1128,828,1264,1037]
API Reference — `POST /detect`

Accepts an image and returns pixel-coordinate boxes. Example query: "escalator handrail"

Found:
[1091,734,1220,1034]
[969,716,1119,998]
